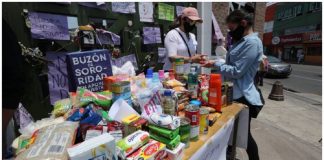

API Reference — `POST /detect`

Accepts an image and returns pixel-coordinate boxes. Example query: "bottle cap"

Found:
[146,68,153,78]
[164,90,172,96]
[190,67,196,72]
[158,70,165,79]
[153,72,159,82]
[190,100,201,107]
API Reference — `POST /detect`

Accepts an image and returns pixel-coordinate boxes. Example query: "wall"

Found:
[254,3,266,40]
[212,2,229,37]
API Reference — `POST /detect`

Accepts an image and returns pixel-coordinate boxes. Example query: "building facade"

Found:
[264,2,322,65]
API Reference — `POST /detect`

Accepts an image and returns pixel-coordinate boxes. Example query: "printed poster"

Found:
[143,27,162,44]
[112,2,136,14]
[139,2,154,22]
[111,54,138,70]
[158,3,175,21]
[176,6,186,16]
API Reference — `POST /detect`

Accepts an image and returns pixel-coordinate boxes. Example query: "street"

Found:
[264,64,322,95]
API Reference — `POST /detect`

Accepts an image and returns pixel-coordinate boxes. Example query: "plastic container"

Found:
[162,90,176,115]
[148,72,163,93]
[146,68,153,79]
[174,58,184,74]
[190,100,201,108]
[158,70,165,81]
[208,74,222,112]
[188,67,199,99]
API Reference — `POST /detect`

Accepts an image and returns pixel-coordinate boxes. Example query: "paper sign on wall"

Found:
[158,3,175,21]
[29,12,70,40]
[66,49,113,92]
[176,6,185,16]
[158,47,167,63]
[96,29,121,45]
[143,27,162,44]
[47,52,70,105]
[139,2,154,22]
[111,54,138,70]
[78,2,108,10]
[112,2,136,14]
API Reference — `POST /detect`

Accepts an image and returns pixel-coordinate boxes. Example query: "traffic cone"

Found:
[268,81,284,101]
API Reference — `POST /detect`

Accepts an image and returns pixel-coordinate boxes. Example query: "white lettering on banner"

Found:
[190,118,235,160]
[281,37,302,43]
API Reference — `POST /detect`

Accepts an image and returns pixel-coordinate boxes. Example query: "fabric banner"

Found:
[212,12,225,42]
[47,52,70,105]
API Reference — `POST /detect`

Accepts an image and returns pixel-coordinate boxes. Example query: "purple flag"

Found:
[47,52,69,105]
[143,27,162,44]
[29,12,70,40]
[212,12,225,42]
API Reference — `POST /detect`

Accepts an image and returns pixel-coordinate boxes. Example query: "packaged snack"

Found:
[165,79,185,88]
[52,98,72,117]
[198,74,209,106]
[16,121,79,160]
[67,133,117,160]
[67,106,91,122]
[147,113,180,130]
[148,125,179,140]
[80,108,102,125]
[150,134,180,150]
[165,143,185,160]
[122,114,140,125]
[111,81,131,94]
[126,139,167,160]
[124,117,148,137]
[76,87,113,108]
[116,130,150,159]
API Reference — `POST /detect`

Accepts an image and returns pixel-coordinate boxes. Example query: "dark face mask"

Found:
[228,25,245,42]
[183,21,196,33]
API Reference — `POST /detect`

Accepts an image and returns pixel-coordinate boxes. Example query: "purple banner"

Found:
[212,12,225,42]
[66,49,113,92]
[143,27,162,44]
[47,52,69,105]
[29,12,70,40]
[111,54,138,70]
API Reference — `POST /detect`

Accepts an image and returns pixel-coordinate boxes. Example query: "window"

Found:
[308,2,321,12]
[307,47,321,56]
[293,5,303,16]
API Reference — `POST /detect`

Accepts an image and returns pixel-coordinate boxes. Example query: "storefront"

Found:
[303,31,322,65]
[278,33,304,61]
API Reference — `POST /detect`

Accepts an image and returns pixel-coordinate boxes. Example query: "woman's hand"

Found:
[201,60,216,68]
[191,54,204,63]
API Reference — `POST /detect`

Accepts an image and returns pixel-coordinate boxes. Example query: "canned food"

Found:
[190,125,199,141]
[226,82,233,106]
[179,117,191,148]
[185,105,200,126]
[111,81,130,94]
[199,108,209,134]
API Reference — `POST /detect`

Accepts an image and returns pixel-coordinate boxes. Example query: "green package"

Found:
[77,87,112,108]
[148,124,179,140]
[150,134,180,150]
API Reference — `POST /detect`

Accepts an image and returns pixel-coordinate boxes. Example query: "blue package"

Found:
[80,108,102,125]
[67,107,91,121]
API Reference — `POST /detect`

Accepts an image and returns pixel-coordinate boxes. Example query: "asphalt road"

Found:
[264,64,322,95]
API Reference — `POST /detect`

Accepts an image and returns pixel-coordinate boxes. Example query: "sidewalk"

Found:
[236,83,322,160]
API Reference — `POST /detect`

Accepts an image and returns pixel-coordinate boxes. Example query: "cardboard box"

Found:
[126,139,167,160]
[165,143,185,160]
[67,133,117,160]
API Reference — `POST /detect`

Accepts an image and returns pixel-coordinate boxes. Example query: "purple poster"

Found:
[66,49,113,92]
[96,29,121,45]
[29,12,70,40]
[47,52,69,105]
[111,54,138,70]
[143,27,162,44]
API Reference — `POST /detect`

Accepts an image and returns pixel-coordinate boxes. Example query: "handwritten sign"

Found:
[158,3,174,21]
[47,52,69,105]
[139,2,154,22]
[112,2,136,14]
[143,27,162,44]
[158,47,167,63]
[66,49,113,92]
[29,12,69,40]
[111,54,138,70]
[176,6,185,16]
[96,29,121,45]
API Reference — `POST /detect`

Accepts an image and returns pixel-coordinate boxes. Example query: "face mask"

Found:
[228,25,245,42]
[183,21,196,33]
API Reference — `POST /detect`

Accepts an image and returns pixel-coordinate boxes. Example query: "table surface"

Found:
[183,103,245,160]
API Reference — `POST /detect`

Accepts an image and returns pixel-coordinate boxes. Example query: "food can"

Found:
[190,125,199,141]
[185,105,200,126]
[190,100,201,108]
[103,76,117,91]
[226,82,234,106]
[179,117,191,148]
[199,108,209,134]
[111,81,130,94]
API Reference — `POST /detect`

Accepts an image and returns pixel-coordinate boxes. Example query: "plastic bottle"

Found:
[158,70,165,81]
[188,67,199,99]
[148,72,163,93]
[208,74,222,112]
[146,68,153,86]
[162,90,176,115]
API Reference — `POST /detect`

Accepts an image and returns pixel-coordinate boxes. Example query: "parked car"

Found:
[265,56,292,77]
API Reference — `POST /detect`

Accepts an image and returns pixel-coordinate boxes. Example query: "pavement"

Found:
[236,71,322,160]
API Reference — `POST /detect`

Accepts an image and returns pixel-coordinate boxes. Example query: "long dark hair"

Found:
[169,15,182,31]
[226,3,255,26]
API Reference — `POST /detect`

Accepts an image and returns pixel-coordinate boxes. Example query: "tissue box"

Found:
[126,139,167,160]
[165,143,185,160]
[67,133,117,160]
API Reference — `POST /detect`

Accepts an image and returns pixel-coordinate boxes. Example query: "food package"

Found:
[67,106,102,125]
[147,113,180,130]
[15,121,79,160]
[52,98,72,117]
[164,79,185,88]
[75,87,112,108]
[150,134,180,150]
[126,139,167,160]
[79,124,109,140]
[124,117,149,137]
[148,125,179,140]
[165,143,185,160]
[67,133,117,160]
[122,114,141,125]
[198,74,209,105]
[18,117,65,137]
[116,130,150,159]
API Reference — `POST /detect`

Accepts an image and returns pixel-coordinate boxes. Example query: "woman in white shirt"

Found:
[163,7,204,73]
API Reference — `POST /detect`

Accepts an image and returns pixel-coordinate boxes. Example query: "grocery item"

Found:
[188,67,199,99]
[16,121,79,160]
[221,84,227,107]
[116,130,150,159]
[111,81,131,94]
[122,114,141,125]
[126,139,167,160]
[199,108,209,134]
[148,72,163,93]
[165,143,185,160]
[76,87,113,108]
[150,134,180,150]
[67,107,90,122]
[168,69,175,80]
[158,70,165,81]
[147,113,181,130]
[165,79,185,88]
[174,57,184,74]
[124,117,148,136]
[162,90,176,115]
[79,107,102,125]
[189,100,201,108]
[226,82,234,106]
[67,133,117,160]
[185,104,200,126]
[179,117,190,148]
[52,98,72,117]
[103,76,117,91]
[198,74,209,105]
[208,74,222,112]
[189,125,199,141]
[148,125,179,140]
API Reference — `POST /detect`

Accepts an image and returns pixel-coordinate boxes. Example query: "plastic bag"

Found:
[75,87,112,109]
[52,98,72,118]
[112,61,136,76]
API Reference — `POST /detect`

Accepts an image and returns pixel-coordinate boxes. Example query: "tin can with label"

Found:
[226,82,234,106]
[179,117,191,148]
[190,125,199,141]
[111,81,130,94]
[199,108,209,134]
[185,105,200,126]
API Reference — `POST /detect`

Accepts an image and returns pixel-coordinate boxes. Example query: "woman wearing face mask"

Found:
[163,7,204,73]
[202,4,263,160]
